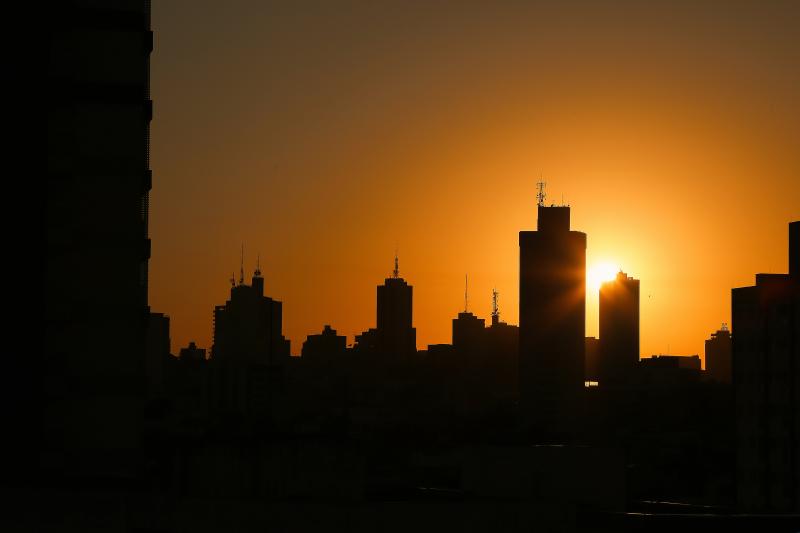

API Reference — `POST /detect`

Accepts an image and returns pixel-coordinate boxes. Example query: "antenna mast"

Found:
[536,180,546,207]
[491,288,499,325]
[239,244,244,285]
[464,274,469,313]
[393,251,399,279]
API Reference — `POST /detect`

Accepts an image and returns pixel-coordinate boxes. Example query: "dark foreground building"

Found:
[43,0,153,480]
[732,221,799,513]
[519,193,586,427]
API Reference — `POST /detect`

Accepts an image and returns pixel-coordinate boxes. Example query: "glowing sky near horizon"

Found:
[149,1,800,362]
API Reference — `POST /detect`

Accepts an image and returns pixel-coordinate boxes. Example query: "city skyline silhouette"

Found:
[150,1,800,361]
[15,1,800,531]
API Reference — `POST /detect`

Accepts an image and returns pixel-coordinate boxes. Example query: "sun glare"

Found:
[588,261,619,292]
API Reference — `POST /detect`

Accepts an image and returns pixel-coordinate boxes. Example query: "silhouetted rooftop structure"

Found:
[705,324,731,384]
[179,341,206,363]
[302,325,347,361]
[640,354,701,370]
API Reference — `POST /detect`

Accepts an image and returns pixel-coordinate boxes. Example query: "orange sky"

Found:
[150,1,800,363]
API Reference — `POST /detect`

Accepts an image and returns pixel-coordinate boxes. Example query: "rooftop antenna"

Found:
[536,179,546,207]
[230,272,236,287]
[393,250,400,279]
[239,244,245,285]
[464,274,469,313]
[254,253,261,277]
[491,288,499,324]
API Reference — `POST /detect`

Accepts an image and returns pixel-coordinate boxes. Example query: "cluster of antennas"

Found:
[536,180,569,207]
[230,245,262,286]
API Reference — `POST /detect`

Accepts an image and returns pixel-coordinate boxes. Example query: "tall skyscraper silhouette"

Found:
[598,271,640,386]
[211,264,290,414]
[519,187,586,425]
[375,256,416,357]
[43,1,153,479]
[732,221,799,512]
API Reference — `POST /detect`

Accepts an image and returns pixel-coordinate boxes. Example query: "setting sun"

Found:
[588,261,620,292]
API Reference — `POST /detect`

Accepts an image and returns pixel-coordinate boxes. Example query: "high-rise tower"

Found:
[519,186,586,424]
[42,1,153,480]
[212,266,290,367]
[598,271,640,386]
[732,221,799,512]
[211,264,291,415]
[376,255,416,356]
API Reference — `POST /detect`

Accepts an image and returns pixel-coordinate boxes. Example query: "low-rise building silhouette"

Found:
[638,354,702,388]
[302,325,347,362]
[179,341,206,363]
[705,324,732,384]
[452,311,486,353]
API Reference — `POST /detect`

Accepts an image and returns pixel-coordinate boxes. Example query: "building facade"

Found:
[44,1,153,479]
[519,202,586,423]
[374,258,417,357]
[211,267,290,415]
[732,221,799,513]
[599,271,640,387]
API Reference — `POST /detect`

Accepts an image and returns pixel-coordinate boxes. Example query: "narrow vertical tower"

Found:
[464,274,469,313]
[598,271,640,387]
[790,221,799,278]
[518,188,586,426]
[491,289,500,326]
[377,255,416,357]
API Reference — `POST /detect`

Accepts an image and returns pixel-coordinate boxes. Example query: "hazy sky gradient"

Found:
[151,1,800,361]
